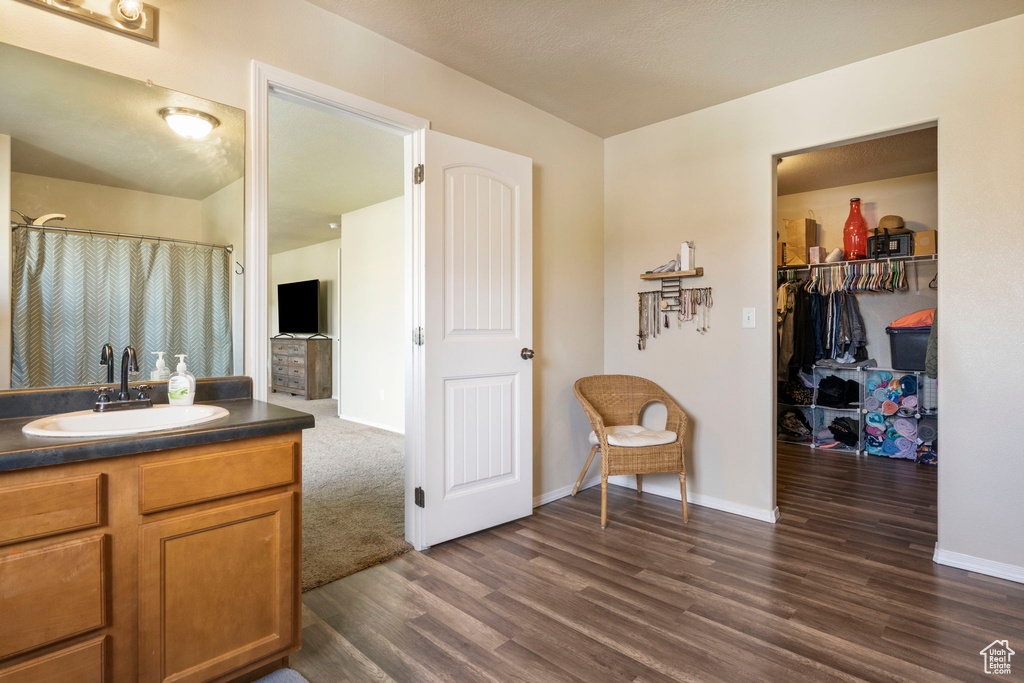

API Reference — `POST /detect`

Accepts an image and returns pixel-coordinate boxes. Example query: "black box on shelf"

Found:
[886,327,930,371]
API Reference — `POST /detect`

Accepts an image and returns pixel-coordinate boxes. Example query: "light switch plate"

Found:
[742,308,756,328]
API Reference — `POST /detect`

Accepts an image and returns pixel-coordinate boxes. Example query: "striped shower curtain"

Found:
[11,229,232,388]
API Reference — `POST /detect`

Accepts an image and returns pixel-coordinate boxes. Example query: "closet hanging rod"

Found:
[10,223,233,252]
[778,253,936,272]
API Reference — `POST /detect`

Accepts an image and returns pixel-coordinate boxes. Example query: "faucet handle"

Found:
[94,387,112,403]
[136,384,152,401]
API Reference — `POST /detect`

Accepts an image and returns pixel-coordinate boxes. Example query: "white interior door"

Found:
[422,130,533,546]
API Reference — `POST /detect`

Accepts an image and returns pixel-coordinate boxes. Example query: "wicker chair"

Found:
[572,375,689,528]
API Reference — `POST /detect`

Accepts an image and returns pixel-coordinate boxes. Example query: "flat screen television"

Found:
[277,279,321,334]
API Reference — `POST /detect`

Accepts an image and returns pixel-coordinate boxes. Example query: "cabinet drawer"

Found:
[284,343,305,356]
[271,354,289,365]
[287,377,305,390]
[288,356,304,366]
[270,343,289,355]
[272,364,289,376]
[0,474,103,547]
[0,536,107,659]
[289,366,305,377]
[139,442,298,514]
[0,636,106,683]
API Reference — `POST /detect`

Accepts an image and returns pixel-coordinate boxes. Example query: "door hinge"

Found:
[414,486,425,508]
[413,163,425,184]
[413,326,425,346]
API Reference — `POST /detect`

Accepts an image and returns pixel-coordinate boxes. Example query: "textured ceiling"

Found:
[306,0,1024,137]
[777,127,937,196]
[268,95,404,254]
[0,42,244,201]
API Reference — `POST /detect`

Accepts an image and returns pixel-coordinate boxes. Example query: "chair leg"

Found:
[601,475,608,528]
[572,446,598,496]
[636,474,643,494]
[679,472,689,523]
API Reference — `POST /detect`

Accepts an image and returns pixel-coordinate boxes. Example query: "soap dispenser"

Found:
[168,354,196,405]
[150,351,171,381]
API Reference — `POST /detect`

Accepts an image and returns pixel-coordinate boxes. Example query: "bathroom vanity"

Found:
[0,378,314,683]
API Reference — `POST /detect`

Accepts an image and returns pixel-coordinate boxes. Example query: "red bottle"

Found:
[843,197,868,260]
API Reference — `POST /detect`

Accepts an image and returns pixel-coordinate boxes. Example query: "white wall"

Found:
[338,198,404,433]
[0,135,10,389]
[0,0,605,500]
[201,178,246,374]
[11,172,203,238]
[778,172,938,367]
[605,16,1024,571]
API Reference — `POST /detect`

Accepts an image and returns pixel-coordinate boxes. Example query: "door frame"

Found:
[246,61,431,550]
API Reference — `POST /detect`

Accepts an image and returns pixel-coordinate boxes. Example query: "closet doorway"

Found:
[773,124,939,536]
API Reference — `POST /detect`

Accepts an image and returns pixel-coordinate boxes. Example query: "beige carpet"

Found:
[268,392,410,591]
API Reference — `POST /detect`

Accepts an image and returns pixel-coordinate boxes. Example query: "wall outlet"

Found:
[742,308,756,328]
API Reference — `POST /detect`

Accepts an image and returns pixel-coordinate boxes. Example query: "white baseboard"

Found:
[533,473,779,523]
[336,413,405,435]
[533,475,602,507]
[933,546,1024,585]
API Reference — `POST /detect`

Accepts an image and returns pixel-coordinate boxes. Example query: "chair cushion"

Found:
[589,425,678,448]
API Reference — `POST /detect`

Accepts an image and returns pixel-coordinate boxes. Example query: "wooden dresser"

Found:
[0,432,303,683]
[270,338,332,400]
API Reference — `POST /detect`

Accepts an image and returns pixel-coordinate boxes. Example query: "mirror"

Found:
[0,42,245,390]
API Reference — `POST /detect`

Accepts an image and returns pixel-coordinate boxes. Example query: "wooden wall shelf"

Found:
[640,267,704,280]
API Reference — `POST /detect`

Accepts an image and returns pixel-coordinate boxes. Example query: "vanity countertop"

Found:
[0,398,315,473]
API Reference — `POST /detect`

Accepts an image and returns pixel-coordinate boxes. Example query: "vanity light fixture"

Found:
[16,0,158,42]
[159,107,220,140]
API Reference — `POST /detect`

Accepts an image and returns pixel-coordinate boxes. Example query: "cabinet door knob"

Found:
[521,348,535,360]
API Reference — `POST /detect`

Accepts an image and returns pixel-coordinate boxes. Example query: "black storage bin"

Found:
[886,327,930,371]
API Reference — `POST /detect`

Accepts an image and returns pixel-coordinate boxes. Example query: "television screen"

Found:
[278,279,321,334]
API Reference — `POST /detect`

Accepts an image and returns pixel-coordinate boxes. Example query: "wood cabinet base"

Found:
[0,433,303,683]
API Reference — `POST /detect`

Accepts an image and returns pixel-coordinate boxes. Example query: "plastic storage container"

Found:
[886,327,930,371]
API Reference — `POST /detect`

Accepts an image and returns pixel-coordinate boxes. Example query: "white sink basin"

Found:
[22,404,230,438]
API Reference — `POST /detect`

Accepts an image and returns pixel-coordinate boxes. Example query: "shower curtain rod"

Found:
[10,223,233,253]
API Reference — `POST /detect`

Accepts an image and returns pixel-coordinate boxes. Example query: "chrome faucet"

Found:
[93,345,152,412]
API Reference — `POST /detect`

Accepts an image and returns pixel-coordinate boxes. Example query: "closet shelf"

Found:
[778,253,936,272]
[640,267,704,280]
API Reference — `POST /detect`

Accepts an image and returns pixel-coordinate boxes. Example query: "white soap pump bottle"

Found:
[168,354,196,405]
[150,351,171,381]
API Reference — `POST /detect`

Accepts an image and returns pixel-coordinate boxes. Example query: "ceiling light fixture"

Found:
[159,107,220,140]
[329,222,340,230]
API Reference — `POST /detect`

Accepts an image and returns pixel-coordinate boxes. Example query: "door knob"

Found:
[521,347,535,360]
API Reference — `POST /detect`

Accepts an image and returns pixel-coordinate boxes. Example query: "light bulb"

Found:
[159,108,220,140]
[116,0,143,22]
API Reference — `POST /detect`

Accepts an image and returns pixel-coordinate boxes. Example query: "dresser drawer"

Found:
[272,364,289,376]
[0,636,106,683]
[287,377,305,390]
[289,365,305,377]
[284,343,306,356]
[0,536,107,659]
[270,342,290,355]
[272,354,289,365]
[0,474,103,547]
[288,356,304,366]
[139,442,298,514]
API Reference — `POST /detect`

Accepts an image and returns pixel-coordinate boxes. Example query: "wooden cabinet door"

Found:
[138,493,297,683]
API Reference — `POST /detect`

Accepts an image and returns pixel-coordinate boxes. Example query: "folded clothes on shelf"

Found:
[817,375,861,408]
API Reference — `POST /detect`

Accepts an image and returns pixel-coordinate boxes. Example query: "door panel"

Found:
[424,131,533,546]
[138,493,296,683]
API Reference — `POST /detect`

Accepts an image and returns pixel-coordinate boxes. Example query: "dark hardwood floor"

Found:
[292,444,1024,682]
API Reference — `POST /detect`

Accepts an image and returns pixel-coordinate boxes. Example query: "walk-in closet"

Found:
[775,127,939,487]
